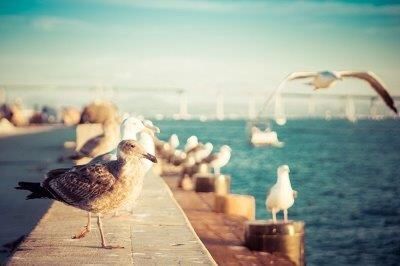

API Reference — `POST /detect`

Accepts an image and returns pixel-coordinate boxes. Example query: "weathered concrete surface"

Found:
[2,127,215,265]
[0,127,74,263]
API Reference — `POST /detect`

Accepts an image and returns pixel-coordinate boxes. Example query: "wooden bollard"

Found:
[75,123,103,150]
[194,173,215,192]
[181,174,194,191]
[214,175,230,195]
[194,173,230,193]
[214,194,255,220]
[244,220,305,266]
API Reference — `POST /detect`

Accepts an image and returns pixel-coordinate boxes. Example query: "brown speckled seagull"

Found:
[16,140,157,249]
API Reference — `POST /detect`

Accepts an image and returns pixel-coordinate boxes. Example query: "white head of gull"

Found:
[266,165,297,223]
[120,117,146,140]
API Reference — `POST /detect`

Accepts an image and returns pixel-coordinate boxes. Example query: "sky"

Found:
[0,0,400,112]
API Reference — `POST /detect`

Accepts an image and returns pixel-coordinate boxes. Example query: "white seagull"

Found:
[91,117,158,163]
[209,145,231,175]
[139,120,160,173]
[117,119,160,215]
[266,165,297,223]
[194,142,213,163]
[185,135,198,152]
[287,70,398,114]
[169,134,180,150]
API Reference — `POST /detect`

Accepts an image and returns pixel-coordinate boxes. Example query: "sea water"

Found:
[156,119,400,266]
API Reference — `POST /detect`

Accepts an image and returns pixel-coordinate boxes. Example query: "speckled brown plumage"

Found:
[17,140,157,248]
[45,149,143,214]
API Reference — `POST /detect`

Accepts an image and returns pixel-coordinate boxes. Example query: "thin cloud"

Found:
[0,15,90,31]
[32,16,89,31]
[95,0,400,16]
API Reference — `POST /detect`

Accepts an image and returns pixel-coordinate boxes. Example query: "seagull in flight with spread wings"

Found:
[286,70,398,114]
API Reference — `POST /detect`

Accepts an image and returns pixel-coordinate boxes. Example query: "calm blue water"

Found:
[156,119,400,266]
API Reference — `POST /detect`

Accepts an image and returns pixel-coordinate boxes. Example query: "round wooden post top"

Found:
[245,220,305,236]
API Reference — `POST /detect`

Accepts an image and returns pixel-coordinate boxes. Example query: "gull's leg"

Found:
[97,214,124,249]
[283,209,288,222]
[72,212,91,239]
[272,209,277,224]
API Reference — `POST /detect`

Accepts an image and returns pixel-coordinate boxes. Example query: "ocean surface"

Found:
[156,119,400,266]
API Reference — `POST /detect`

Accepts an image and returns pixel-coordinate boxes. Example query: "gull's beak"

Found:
[143,153,157,163]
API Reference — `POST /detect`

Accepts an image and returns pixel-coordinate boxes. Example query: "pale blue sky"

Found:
[1,0,400,97]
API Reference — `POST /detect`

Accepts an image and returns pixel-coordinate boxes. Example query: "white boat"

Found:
[250,126,284,147]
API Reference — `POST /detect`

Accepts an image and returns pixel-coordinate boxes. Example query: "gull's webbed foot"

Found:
[72,226,91,239]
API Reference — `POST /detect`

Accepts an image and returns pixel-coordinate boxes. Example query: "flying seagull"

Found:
[16,140,157,249]
[287,70,398,114]
[266,165,297,223]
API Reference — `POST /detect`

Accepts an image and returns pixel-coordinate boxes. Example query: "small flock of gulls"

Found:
[15,116,235,249]
[16,117,159,249]
[156,133,232,176]
[13,70,399,249]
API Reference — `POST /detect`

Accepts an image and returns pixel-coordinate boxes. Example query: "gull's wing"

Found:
[254,71,318,119]
[43,162,117,206]
[79,134,104,157]
[46,168,71,179]
[266,185,277,210]
[286,71,318,81]
[338,71,398,114]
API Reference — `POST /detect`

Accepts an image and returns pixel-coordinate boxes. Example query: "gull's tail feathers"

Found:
[15,181,54,200]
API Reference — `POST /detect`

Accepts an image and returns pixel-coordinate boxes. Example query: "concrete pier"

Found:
[0,127,215,265]
[163,175,294,265]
